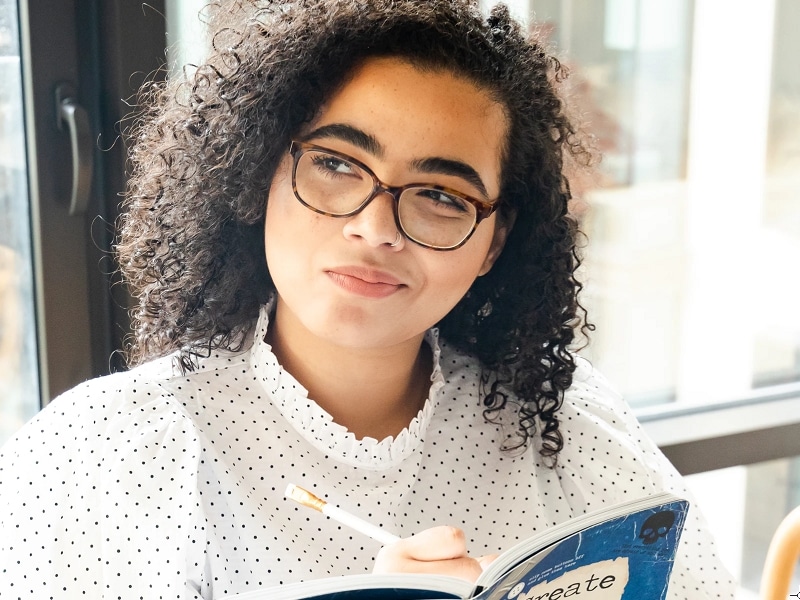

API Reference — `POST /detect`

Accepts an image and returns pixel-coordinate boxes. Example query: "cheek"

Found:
[265,159,340,243]
[412,254,486,331]
[264,171,337,285]
[265,159,315,237]
[423,235,495,300]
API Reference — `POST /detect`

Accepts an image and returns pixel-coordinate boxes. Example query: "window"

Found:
[501,0,800,595]
[523,0,800,407]
[0,0,166,444]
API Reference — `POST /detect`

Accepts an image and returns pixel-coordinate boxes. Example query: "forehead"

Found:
[307,57,508,196]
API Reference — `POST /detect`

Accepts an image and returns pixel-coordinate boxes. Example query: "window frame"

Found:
[18,0,166,404]
[638,385,800,475]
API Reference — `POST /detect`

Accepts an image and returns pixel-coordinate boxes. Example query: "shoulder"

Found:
[558,355,649,453]
[0,345,248,464]
[0,350,228,520]
[554,357,691,507]
[46,343,247,417]
[561,357,640,434]
[0,354,218,596]
[19,354,190,435]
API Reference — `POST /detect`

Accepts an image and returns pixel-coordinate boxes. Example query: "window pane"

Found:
[760,0,800,389]
[0,0,39,444]
[524,0,800,407]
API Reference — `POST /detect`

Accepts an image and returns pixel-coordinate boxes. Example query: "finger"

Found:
[395,526,469,562]
[478,554,500,570]
[373,527,482,582]
[374,552,483,582]
[399,556,483,582]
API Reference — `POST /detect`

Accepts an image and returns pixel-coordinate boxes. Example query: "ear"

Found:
[478,210,515,276]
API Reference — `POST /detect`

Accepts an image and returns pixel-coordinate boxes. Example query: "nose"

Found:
[341,190,403,249]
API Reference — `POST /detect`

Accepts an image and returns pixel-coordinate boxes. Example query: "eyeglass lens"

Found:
[294,148,478,249]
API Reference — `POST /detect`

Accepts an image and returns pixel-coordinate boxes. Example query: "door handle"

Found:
[55,83,93,216]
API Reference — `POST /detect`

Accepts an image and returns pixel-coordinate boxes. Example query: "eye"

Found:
[310,153,359,178]
[418,189,471,213]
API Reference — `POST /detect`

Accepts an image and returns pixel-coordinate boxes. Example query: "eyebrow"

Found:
[300,124,384,158]
[409,157,488,198]
[301,122,490,198]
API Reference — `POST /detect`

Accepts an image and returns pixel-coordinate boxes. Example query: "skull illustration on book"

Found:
[639,510,676,545]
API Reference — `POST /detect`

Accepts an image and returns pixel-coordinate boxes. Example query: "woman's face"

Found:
[264,56,509,350]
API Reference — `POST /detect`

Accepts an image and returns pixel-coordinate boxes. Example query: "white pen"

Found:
[284,483,401,546]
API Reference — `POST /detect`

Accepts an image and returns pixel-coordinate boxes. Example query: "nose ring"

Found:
[389,231,402,247]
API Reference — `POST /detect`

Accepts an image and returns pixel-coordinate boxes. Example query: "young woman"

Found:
[0,1,734,598]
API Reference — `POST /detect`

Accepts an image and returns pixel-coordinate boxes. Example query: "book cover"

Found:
[474,497,688,600]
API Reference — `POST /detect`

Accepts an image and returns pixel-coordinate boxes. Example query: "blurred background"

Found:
[1,0,798,596]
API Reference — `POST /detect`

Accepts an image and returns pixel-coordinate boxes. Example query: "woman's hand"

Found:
[373,526,498,583]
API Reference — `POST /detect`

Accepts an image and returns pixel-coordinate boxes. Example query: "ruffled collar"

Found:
[249,302,446,469]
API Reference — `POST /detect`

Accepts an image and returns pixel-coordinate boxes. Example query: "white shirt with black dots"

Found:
[0,304,735,599]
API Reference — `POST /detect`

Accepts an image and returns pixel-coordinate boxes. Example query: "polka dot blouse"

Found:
[0,305,735,599]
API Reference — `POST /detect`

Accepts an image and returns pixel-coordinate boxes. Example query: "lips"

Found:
[325,266,404,298]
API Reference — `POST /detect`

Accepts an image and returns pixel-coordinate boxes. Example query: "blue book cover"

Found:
[474,496,688,600]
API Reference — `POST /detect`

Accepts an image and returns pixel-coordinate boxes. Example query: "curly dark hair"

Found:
[118,0,593,459]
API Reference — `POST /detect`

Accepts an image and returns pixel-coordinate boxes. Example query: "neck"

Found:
[266,301,432,440]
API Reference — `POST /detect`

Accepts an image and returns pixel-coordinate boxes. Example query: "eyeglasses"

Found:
[289,141,499,250]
